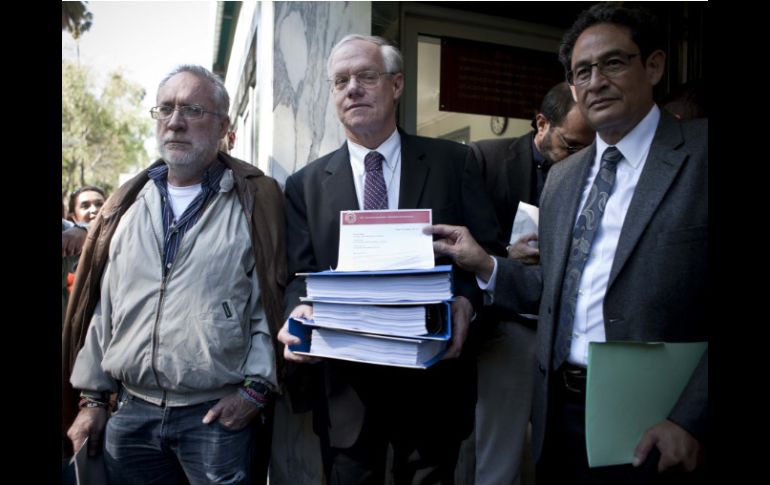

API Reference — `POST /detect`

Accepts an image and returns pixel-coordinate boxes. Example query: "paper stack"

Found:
[302,266,453,303]
[311,302,444,337]
[289,265,454,368]
[309,328,447,367]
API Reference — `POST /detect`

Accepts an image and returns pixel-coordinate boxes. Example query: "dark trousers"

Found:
[319,410,461,485]
[537,368,707,485]
[316,360,473,485]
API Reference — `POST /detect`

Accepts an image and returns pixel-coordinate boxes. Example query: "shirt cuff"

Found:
[475,256,498,305]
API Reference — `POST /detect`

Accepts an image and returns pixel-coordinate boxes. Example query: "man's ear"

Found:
[533,113,550,148]
[645,50,666,87]
[392,72,404,101]
[534,113,550,136]
[219,116,231,139]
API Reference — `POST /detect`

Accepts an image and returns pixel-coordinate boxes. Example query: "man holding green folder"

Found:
[430,3,707,483]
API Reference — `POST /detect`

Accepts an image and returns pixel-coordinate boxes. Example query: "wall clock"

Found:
[490,116,508,136]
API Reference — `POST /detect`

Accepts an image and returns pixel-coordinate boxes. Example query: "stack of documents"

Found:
[290,209,454,368]
[311,302,445,337]
[290,265,454,368]
[302,266,453,303]
[309,328,446,368]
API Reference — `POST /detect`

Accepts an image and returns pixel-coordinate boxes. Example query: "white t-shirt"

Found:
[166,183,202,219]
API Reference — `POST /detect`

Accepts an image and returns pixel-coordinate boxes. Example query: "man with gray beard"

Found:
[62,65,287,484]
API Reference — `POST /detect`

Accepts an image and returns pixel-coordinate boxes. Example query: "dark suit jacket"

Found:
[494,111,709,462]
[284,131,503,448]
[470,133,542,330]
[470,132,536,241]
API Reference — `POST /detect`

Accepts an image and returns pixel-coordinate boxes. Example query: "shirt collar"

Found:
[148,159,227,193]
[596,105,660,169]
[347,129,401,171]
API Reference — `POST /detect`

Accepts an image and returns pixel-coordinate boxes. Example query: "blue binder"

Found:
[287,301,452,369]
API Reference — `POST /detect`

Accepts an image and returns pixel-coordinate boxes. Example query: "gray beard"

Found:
[158,139,219,181]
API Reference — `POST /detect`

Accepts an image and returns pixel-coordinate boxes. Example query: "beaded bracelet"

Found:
[239,379,273,409]
[243,379,272,395]
[238,387,267,409]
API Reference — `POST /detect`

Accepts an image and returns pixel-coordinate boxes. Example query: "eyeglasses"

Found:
[554,130,585,155]
[330,71,394,92]
[567,53,639,86]
[149,105,223,121]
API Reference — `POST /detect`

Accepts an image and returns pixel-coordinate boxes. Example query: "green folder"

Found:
[585,341,707,467]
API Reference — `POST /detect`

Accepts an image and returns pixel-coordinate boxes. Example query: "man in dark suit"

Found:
[473,82,594,253]
[429,4,707,484]
[277,35,503,484]
[470,81,593,485]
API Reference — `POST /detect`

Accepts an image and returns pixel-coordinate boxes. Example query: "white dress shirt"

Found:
[347,129,402,210]
[481,105,661,367]
[566,105,659,366]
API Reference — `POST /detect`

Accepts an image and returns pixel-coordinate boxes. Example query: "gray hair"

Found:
[327,35,403,77]
[158,64,230,115]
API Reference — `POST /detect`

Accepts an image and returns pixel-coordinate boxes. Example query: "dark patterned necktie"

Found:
[364,151,388,210]
[552,146,624,370]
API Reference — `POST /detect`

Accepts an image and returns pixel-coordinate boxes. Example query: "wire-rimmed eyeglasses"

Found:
[329,71,395,92]
[150,105,223,121]
[554,130,585,155]
[567,53,639,86]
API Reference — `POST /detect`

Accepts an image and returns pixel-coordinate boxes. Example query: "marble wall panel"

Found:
[270,1,371,185]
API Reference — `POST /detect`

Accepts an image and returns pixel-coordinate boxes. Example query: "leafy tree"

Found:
[62,1,93,40]
[62,61,152,198]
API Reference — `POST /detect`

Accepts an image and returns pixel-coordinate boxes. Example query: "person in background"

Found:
[62,64,287,485]
[68,185,106,225]
[62,203,79,325]
[470,81,594,485]
[429,3,707,483]
[64,185,107,292]
[277,35,503,484]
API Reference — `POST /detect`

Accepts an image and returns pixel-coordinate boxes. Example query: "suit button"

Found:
[538,363,546,374]
[547,307,552,314]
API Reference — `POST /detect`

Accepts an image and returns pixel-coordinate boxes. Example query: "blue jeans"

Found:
[103,391,252,485]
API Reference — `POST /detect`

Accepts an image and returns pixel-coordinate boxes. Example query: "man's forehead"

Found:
[157,72,212,103]
[330,41,382,72]
[572,24,635,63]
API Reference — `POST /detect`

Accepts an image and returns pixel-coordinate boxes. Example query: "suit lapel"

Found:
[398,133,430,209]
[609,113,686,287]
[321,143,360,214]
